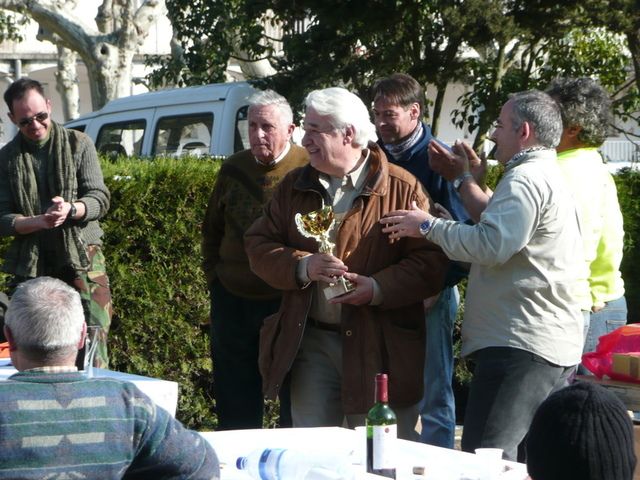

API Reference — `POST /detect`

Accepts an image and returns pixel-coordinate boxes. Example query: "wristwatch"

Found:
[68,202,77,220]
[453,172,473,192]
[419,218,433,237]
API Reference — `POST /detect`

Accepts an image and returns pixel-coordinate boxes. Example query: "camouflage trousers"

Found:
[70,245,113,369]
[9,245,113,369]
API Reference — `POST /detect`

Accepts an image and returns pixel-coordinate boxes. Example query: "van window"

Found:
[235,106,249,153]
[68,124,86,133]
[153,113,213,157]
[96,120,146,157]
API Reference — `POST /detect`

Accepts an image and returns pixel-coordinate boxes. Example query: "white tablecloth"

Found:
[201,427,529,480]
[0,364,179,417]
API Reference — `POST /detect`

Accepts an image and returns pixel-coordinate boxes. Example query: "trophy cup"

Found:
[295,205,355,300]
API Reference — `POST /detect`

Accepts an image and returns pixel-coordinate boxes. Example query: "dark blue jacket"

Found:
[378,123,470,286]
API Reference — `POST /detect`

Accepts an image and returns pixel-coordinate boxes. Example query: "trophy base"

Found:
[323,277,355,300]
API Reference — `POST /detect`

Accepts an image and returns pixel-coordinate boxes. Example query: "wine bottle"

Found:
[366,373,397,479]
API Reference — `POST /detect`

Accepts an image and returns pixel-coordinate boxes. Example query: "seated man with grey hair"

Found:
[0,276,220,479]
[245,87,447,439]
[381,90,588,459]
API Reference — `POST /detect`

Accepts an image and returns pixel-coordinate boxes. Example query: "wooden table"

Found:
[576,375,640,411]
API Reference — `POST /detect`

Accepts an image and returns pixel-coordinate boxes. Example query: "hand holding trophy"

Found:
[295,205,355,299]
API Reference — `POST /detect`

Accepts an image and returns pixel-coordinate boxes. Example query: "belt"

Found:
[308,317,341,333]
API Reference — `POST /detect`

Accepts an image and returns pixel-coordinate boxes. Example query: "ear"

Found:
[7,112,15,126]
[408,102,421,121]
[566,125,582,139]
[4,325,16,351]
[286,123,295,137]
[520,121,532,142]
[77,322,87,350]
[343,124,356,145]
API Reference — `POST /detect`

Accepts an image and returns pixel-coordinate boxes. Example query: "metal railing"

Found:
[599,140,640,163]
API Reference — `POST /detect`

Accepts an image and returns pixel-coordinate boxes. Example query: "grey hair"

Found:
[304,87,377,148]
[248,89,294,125]
[545,77,612,148]
[5,277,84,356]
[509,90,563,148]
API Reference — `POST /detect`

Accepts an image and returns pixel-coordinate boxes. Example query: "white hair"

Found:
[248,89,294,125]
[304,87,377,148]
[5,277,84,354]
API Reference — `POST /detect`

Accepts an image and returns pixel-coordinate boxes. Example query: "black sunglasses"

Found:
[18,111,49,128]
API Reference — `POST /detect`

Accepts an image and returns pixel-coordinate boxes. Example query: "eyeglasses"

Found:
[18,111,49,128]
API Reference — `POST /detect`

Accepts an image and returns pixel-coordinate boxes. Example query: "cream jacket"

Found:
[427,149,588,366]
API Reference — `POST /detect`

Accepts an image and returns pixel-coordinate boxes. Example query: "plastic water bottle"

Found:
[236,447,354,479]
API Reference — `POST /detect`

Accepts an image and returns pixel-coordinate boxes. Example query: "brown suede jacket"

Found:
[244,143,447,414]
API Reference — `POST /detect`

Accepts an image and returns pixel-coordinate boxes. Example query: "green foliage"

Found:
[146,0,268,88]
[100,156,221,429]
[263,0,513,119]
[152,0,640,145]
[0,10,26,43]
[453,26,633,147]
[614,168,640,324]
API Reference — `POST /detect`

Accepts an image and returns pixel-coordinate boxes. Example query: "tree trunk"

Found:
[234,54,277,79]
[431,38,462,138]
[473,43,508,152]
[0,0,166,110]
[55,46,79,121]
[431,86,446,137]
[625,28,640,96]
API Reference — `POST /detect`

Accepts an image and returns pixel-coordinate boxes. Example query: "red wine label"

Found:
[372,424,397,470]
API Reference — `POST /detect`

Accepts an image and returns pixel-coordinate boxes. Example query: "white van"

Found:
[64,82,257,158]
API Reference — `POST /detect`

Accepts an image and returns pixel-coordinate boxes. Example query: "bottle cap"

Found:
[236,457,247,469]
[375,373,389,402]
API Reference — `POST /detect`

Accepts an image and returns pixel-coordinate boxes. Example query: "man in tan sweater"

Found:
[201,90,308,430]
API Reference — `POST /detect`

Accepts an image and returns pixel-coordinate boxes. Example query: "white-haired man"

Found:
[245,87,447,438]
[0,276,220,479]
[202,89,308,430]
[381,90,588,459]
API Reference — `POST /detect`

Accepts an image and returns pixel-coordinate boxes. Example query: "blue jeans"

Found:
[419,286,459,448]
[461,347,573,461]
[585,296,628,353]
[578,296,628,375]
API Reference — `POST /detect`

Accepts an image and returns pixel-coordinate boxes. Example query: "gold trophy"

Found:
[295,205,355,299]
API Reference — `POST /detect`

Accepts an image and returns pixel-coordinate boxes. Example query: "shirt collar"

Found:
[255,142,291,167]
[24,365,79,374]
[319,149,371,194]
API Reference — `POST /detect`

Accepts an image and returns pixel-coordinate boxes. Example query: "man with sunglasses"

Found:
[0,78,111,368]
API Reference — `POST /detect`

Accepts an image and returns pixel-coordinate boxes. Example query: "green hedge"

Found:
[101,158,221,430]
[615,168,640,324]
[0,157,637,431]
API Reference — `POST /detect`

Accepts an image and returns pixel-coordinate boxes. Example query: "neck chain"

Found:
[507,146,551,166]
